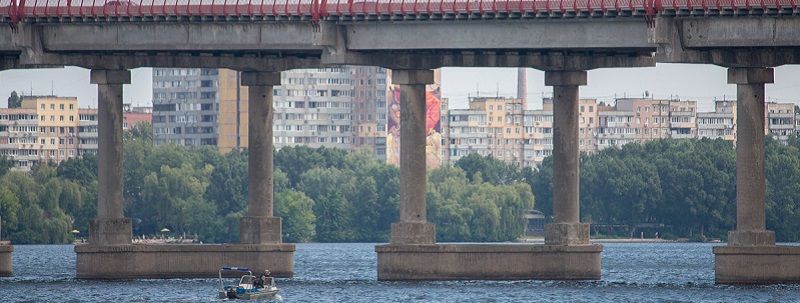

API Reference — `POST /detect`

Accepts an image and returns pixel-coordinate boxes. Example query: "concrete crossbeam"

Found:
[324,50,655,70]
[727,67,774,85]
[679,18,800,48]
[653,17,800,66]
[342,20,653,51]
[38,23,319,52]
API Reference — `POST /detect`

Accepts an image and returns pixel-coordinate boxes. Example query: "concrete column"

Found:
[0,217,11,277]
[88,70,132,245]
[544,70,589,246]
[727,67,775,246]
[239,71,283,244]
[389,69,435,245]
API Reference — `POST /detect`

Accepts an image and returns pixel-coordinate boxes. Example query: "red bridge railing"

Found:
[1,0,797,22]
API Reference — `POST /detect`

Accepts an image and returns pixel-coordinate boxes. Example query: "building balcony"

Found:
[768,124,795,130]
[597,134,632,140]
[698,124,734,130]
[78,132,99,139]
[768,113,794,119]
[79,144,99,150]
[670,122,696,128]
[604,122,632,128]
[671,133,696,139]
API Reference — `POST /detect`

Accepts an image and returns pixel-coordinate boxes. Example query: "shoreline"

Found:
[519,238,682,244]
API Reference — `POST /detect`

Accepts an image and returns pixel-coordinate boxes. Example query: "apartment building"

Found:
[472,97,526,166]
[765,102,796,143]
[615,98,672,142]
[540,98,600,154]
[697,99,736,141]
[351,67,389,160]
[153,67,389,156]
[597,109,636,150]
[152,68,219,147]
[522,109,553,166]
[445,97,800,168]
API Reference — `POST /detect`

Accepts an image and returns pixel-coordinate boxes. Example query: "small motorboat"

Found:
[217,267,279,300]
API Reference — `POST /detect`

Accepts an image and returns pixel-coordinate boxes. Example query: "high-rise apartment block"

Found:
[152,68,220,147]
[352,66,389,160]
[152,67,388,156]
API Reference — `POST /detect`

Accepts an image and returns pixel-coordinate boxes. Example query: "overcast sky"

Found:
[1,64,798,112]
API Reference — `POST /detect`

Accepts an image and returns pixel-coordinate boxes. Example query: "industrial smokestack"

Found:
[517,68,527,104]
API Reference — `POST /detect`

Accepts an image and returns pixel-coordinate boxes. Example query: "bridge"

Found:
[1,0,800,284]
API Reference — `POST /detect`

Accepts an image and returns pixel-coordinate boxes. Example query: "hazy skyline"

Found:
[1,64,799,112]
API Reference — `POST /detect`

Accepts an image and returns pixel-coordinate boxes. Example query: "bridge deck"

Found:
[1,0,798,23]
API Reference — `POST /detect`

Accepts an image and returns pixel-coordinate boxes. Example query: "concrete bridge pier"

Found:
[237,71,295,275]
[76,70,293,279]
[714,67,800,284]
[389,69,437,245]
[545,71,591,247]
[0,242,10,277]
[88,70,134,246]
[0,218,11,277]
[376,69,601,281]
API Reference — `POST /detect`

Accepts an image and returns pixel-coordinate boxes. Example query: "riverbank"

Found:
[519,237,676,243]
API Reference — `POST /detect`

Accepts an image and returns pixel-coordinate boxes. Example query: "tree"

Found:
[0,186,20,239]
[455,153,522,184]
[57,153,97,187]
[0,157,14,177]
[275,189,316,242]
[125,121,153,144]
[7,91,21,108]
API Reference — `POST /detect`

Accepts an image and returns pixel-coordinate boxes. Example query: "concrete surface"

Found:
[376,244,602,280]
[545,70,590,246]
[240,71,284,245]
[0,242,12,277]
[75,244,295,279]
[730,67,773,246]
[714,245,800,284]
[389,70,436,245]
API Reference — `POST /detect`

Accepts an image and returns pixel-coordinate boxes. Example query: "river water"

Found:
[1,243,799,302]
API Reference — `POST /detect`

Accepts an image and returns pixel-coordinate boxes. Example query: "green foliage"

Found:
[455,153,522,184]
[427,166,534,241]
[10,134,800,243]
[124,121,153,144]
[5,142,534,243]
[7,91,21,108]
[275,189,316,242]
[529,138,800,240]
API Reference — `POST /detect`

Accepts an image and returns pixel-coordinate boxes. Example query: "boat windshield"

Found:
[239,275,255,290]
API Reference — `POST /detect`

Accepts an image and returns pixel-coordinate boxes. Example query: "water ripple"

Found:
[1,243,800,302]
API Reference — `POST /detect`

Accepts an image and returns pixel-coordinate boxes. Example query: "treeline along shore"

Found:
[2,122,800,244]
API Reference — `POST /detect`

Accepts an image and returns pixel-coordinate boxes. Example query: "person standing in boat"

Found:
[261,270,272,288]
